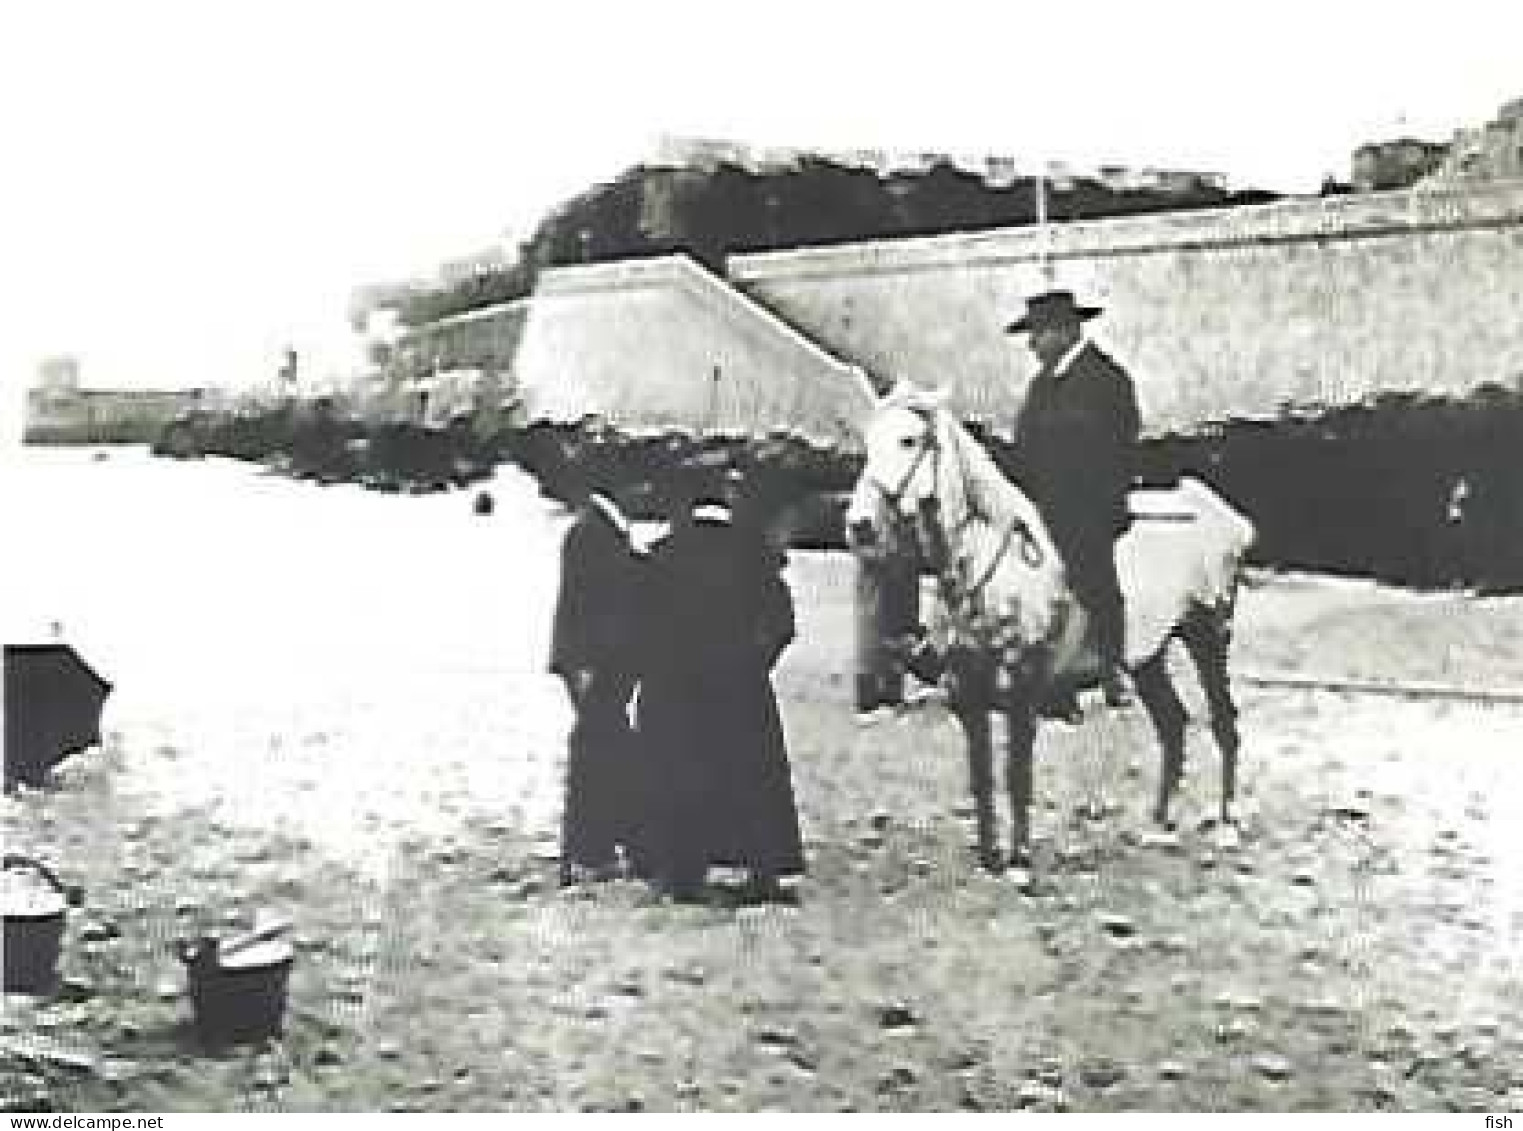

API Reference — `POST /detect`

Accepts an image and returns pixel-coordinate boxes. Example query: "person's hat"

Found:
[1003,289,1103,334]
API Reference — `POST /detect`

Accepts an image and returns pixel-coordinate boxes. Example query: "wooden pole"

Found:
[1036,165,1056,286]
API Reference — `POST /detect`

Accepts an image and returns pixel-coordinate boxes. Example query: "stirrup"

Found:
[1101,667,1133,709]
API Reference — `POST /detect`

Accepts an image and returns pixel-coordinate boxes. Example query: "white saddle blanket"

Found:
[1114,478,1256,665]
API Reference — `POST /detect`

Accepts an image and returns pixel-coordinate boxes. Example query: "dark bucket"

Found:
[186,945,294,1046]
[178,920,296,1047]
[1,855,72,995]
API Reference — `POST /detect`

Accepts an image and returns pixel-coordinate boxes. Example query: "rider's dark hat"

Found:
[1004,289,1103,334]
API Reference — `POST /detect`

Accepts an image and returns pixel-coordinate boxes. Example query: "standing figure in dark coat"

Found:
[548,466,649,885]
[845,365,923,715]
[639,463,805,902]
[1006,289,1141,707]
[845,474,920,713]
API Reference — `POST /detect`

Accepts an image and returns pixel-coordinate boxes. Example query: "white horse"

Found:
[858,394,1256,876]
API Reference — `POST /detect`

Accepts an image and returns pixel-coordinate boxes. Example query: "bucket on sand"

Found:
[177,919,295,1045]
[2,854,77,995]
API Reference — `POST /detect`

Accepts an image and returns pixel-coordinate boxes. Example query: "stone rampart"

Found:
[729,182,1523,435]
[515,255,870,447]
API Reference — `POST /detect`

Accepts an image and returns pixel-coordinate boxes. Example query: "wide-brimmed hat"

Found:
[1003,289,1103,334]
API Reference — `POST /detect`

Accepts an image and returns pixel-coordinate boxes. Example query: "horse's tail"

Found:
[1178,477,1255,553]
[1176,477,1256,608]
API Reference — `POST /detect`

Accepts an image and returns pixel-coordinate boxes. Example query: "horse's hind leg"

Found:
[1180,604,1241,826]
[1133,650,1187,829]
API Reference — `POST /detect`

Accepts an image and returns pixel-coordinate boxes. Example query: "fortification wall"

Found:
[515,255,870,447]
[729,182,1523,436]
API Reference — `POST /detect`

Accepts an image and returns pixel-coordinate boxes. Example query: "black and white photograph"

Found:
[3,0,1522,1115]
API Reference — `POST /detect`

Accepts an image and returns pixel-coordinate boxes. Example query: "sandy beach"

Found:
[4,446,1522,1111]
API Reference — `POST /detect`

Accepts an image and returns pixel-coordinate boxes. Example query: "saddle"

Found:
[887,615,1123,719]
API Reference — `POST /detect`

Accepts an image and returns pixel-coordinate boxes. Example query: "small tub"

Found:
[1,855,72,995]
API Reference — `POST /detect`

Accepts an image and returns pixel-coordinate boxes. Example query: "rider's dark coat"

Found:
[1010,340,1140,664]
[1010,341,1140,543]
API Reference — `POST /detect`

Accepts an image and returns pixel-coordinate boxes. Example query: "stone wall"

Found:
[514,254,870,448]
[25,388,207,445]
[729,182,1523,437]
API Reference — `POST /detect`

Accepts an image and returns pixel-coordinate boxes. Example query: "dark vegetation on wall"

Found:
[148,401,853,529]
[25,417,168,446]
[152,402,501,495]
[964,384,1522,593]
[148,381,1522,593]
[393,160,1280,326]
[1131,385,1523,593]
[139,153,1517,592]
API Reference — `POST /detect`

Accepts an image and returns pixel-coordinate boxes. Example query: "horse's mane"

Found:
[936,410,1013,517]
[926,406,1056,559]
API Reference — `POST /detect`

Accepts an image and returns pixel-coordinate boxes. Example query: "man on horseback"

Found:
[1005,289,1140,708]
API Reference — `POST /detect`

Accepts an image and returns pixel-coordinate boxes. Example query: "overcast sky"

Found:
[2,0,1519,394]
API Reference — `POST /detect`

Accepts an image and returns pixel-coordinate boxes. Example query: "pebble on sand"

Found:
[1298,996,1347,1018]
[1079,1058,1127,1089]
[1016,1080,1065,1109]
[79,920,121,943]
[1098,913,1137,938]
[876,1003,919,1031]
[313,1046,344,1067]
[1250,1053,1293,1081]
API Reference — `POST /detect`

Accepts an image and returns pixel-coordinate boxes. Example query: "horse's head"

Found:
[861,400,945,522]
[861,394,1069,653]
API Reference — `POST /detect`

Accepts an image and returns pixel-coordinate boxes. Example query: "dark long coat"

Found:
[1011,341,1141,544]
[637,511,804,884]
[548,501,647,872]
[846,479,920,710]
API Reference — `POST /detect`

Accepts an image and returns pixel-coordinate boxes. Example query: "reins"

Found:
[900,408,1046,633]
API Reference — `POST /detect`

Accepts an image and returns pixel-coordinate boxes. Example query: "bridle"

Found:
[870,405,1046,617]
[877,405,941,515]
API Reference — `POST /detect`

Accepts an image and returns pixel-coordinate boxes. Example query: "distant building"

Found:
[38,355,81,393]
[1424,96,1523,185]
[1352,138,1451,191]
[398,298,528,377]
[348,299,528,426]
[1094,166,1230,194]
[650,135,1226,195]
[26,385,208,444]
[437,245,514,286]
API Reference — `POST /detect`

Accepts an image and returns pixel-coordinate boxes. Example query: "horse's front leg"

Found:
[1002,687,1038,873]
[949,657,1001,873]
[960,708,1001,873]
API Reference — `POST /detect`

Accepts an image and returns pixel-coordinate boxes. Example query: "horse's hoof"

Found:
[1213,823,1242,852]
[1004,847,1038,893]
[1004,865,1034,892]
[1139,828,1182,852]
[976,848,1005,875]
